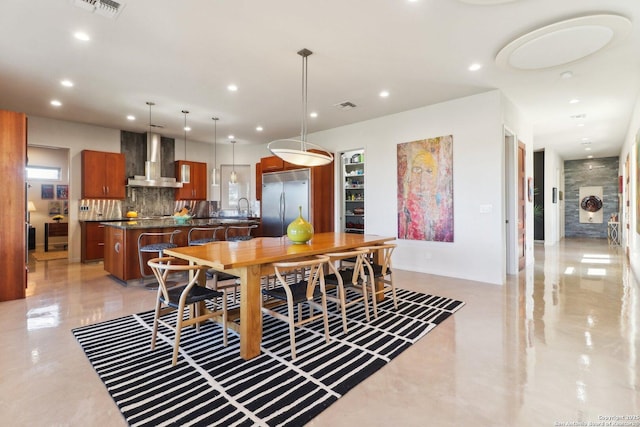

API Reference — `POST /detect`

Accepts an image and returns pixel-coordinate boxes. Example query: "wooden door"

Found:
[0,110,27,301]
[517,141,526,270]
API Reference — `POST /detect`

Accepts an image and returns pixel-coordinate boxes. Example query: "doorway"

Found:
[26,145,70,257]
[504,128,525,275]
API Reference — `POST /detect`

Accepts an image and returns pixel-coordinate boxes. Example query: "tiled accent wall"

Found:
[564,157,619,238]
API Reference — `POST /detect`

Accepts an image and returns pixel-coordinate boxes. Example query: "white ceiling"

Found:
[1,0,639,160]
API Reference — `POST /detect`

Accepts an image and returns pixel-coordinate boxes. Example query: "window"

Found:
[26,166,61,181]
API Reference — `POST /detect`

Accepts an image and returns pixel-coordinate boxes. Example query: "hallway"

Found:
[1,237,637,426]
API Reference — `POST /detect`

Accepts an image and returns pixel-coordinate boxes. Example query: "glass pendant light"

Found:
[229,140,238,184]
[267,48,333,167]
[144,101,155,181]
[211,117,219,188]
[181,110,190,184]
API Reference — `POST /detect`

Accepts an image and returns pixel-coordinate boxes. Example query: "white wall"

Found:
[27,90,535,286]
[309,90,521,285]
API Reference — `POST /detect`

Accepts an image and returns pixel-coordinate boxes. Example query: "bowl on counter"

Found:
[172,214,193,223]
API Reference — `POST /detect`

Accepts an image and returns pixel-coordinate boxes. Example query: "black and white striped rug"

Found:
[72,289,464,426]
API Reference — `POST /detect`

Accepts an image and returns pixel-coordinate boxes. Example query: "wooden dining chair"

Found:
[357,243,398,317]
[261,255,331,360]
[147,256,228,366]
[323,248,375,334]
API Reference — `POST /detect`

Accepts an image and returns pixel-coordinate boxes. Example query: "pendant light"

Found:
[144,101,155,181]
[211,117,219,188]
[229,140,238,184]
[181,109,190,184]
[267,48,333,167]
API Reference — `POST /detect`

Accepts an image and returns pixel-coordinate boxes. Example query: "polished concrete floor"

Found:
[1,238,638,426]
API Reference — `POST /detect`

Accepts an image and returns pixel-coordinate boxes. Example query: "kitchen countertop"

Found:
[99,217,260,229]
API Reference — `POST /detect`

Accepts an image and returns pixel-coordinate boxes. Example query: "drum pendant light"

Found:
[181,110,190,184]
[267,48,333,167]
[229,140,237,184]
[211,117,219,188]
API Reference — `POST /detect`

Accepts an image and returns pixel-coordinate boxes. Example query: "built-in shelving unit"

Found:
[342,149,365,234]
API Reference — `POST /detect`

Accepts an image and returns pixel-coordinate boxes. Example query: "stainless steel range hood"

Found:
[127,132,183,188]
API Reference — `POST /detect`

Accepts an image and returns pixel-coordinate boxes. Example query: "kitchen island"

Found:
[101,217,260,283]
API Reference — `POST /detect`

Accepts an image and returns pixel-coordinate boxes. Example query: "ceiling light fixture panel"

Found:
[496,14,631,70]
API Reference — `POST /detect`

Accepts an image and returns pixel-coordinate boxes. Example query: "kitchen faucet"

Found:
[238,197,250,217]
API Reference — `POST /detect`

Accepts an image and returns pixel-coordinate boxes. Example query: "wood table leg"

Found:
[239,264,263,359]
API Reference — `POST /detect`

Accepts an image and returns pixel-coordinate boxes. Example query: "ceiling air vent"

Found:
[72,0,125,19]
[334,101,357,110]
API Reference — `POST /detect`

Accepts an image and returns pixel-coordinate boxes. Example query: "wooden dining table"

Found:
[164,232,395,360]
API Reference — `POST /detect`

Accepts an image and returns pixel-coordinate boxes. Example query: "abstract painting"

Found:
[397,135,453,242]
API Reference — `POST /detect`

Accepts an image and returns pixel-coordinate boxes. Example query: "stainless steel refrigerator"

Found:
[262,169,310,237]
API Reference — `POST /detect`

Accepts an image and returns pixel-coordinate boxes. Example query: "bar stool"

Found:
[225,224,258,241]
[138,230,181,289]
[187,226,224,246]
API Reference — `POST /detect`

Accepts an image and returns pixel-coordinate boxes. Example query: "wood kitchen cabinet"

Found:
[175,160,207,200]
[104,226,124,280]
[82,150,126,199]
[81,222,106,263]
[260,155,298,172]
[0,109,27,301]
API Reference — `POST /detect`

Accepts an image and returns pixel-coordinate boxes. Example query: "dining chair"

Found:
[261,255,331,360]
[187,226,225,246]
[147,256,228,366]
[357,243,398,317]
[225,224,258,241]
[323,248,374,334]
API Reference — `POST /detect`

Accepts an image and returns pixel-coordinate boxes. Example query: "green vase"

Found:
[287,206,314,244]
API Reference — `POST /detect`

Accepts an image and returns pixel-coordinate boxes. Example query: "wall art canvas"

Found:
[56,184,68,200]
[579,186,603,224]
[637,141,640,234]
[41,184,54,199]
[397,135,453,242]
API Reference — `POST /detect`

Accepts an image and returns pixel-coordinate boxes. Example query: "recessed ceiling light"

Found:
[256,126,263,132]
[561,71,574,79]
[126,115,135,121]
[227,84,238,92]
[228,134,235,139]
[587,155,593,158]
[468,63,482,71]
[569,99,580,104]
[60,79,74,87]
[309,112,318,118]
[184,126,191,132]
[50,100,62,107]
[73,31,90,41]
[379,90,390,98]
[585,147,592,151]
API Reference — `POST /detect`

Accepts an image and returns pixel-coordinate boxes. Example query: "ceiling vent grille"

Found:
[72,0,125,19]
[334,101,357,110]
